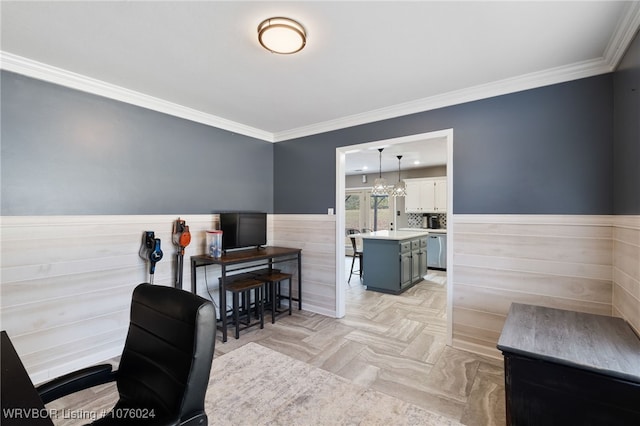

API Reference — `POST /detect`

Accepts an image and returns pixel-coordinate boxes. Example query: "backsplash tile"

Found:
[407,213,447,229]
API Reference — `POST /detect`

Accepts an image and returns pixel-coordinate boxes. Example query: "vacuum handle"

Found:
[149,238,163,274]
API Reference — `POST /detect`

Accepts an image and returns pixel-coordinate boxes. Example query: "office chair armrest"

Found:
[37,364,116,404]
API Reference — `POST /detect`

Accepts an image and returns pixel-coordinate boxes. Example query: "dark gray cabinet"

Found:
[498,303,640,426]
[418,237,428,277]
[410,239,420,283]
[364,236,427,294]
[401,251,412,289]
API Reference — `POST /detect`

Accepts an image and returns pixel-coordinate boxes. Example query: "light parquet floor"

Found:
[214,263,506,426]
[46,261,506,425]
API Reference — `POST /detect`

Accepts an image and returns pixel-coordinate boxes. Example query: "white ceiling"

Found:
[345,136,448,175]
[1,1,639,148]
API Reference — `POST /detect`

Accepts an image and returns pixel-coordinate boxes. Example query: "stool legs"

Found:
[269,277,292,322]
[228,282,264,339]
[269,282,277,324]
[232,291,240,339]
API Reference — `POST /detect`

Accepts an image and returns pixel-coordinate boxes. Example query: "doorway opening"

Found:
[335,129,454,345]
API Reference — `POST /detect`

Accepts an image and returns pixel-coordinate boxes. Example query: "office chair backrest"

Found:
[116,283,215,423]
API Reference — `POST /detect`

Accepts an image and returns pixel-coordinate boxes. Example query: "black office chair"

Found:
[37,283,216,425]
[346,229,363,284]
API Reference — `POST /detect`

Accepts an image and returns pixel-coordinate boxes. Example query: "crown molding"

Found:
[0,51,275,142]
[3,0,639,146]
[274,3,640,142]
[272,57,613,142]
[603,0,640,68]
[0,50,619,145]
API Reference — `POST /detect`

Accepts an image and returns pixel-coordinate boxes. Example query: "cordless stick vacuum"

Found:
[172,218,191,289]
[139,231,163,284]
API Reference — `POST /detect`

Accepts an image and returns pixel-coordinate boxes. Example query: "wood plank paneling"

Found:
[452,215,615,358]
[0,214,218,384]
[2,212,634,383]
[271,214,337,317]
[612,216,640,334]
[0,213,335,384]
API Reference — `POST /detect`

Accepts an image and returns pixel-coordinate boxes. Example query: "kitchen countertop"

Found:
[497,303,640,384]
[398,227,447,234]
[361,229,430,241]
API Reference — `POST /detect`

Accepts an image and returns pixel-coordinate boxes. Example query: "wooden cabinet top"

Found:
[498,303,640,384]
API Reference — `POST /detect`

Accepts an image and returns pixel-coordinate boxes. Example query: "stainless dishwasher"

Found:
[427,233,447,269]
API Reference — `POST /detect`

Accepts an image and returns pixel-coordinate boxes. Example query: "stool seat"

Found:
[226,277,264,292]
[247,267,280,277]
[257,271,291,282]
[253,271,293,323]
[221,274,265,339]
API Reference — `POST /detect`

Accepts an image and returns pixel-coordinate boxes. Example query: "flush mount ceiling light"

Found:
[258,17,306,54]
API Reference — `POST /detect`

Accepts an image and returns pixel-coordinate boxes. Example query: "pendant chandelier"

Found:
[371,148,389,196]
[391,155,406,198]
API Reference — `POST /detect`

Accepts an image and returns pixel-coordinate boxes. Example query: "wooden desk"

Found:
[1,331,54,426]
[497,303,640,425]
[191,246,302,342]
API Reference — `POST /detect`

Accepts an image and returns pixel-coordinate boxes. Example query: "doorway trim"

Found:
[335,128,454,346]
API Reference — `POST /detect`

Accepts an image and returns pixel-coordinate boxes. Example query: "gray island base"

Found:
[361,230,429,294]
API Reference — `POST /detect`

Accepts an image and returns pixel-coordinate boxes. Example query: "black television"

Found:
[219,212,267,251]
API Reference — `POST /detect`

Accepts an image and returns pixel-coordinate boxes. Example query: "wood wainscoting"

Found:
[612,215,640,335]
[270,214,337,317]
[0,214,219,384]
[2,213,633,382]
[0,213,336,384]
[451,215,615,358]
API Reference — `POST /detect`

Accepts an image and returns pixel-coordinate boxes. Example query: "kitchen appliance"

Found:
[429,216,440,229]
[427,233,447,269]
[423,214,440,229]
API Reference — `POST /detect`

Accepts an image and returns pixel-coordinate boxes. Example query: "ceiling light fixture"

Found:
[391,155,406,198]
[371,148,389,197]
[258,17,306,54]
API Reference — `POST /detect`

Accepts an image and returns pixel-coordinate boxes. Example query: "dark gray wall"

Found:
[613,31,640,214]
[274,75,615,215]
[1,71,274,215]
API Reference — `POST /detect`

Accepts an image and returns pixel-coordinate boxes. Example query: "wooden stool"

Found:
[253,271,293,324]
[222,274,265,339]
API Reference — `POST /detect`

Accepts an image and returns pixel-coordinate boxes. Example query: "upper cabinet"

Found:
[405,177,447,213]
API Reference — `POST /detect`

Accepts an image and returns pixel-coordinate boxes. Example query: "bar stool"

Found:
[253,270,293,323]
[346,229,363,284]
[221,273,265,339]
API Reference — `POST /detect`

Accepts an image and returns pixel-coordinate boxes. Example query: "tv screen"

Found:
[219,212,267,250]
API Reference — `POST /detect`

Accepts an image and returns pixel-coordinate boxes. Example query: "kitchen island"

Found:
[361,230,430,294]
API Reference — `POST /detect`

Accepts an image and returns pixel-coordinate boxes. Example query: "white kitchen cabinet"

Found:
[404,180,424,212]
[404,177,447,213]
[434,178,447,211]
